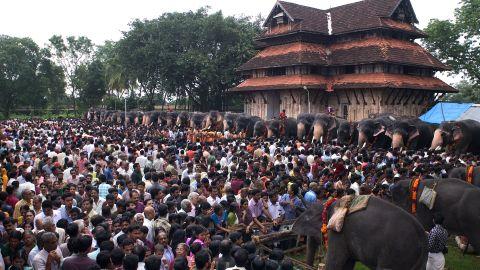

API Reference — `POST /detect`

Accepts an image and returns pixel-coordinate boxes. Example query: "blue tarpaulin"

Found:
[419,102,474,124]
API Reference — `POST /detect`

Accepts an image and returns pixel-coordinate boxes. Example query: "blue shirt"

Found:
[280,194,305,220]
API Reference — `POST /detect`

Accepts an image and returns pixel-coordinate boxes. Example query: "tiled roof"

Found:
[238,42,327,71]
[331,73,456,92]
[328,38,449,70]
[231,74,328,92]
[230,73,457,93]
[239,38,449,71]
[262,0,421,37]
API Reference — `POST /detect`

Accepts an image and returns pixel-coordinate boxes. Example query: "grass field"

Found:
[291,239,480,269]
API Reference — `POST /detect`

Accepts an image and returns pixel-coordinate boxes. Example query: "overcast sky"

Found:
[1,0,461,83]
[1,0,460,45]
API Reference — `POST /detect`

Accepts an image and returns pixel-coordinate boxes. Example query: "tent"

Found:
[419,102,476,124]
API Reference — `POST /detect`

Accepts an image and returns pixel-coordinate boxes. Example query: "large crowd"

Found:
[0,118,472,270]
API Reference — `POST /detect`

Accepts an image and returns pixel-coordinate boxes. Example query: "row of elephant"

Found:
[293,177,480,269]
[86,109,480,153]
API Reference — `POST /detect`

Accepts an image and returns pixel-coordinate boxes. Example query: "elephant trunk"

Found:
[306,236,319,266]
[358,131,368,147]
[267,128,273,138]
[430,129,443,150]
[222,120,229,131]
[391,133,405,149]
[312,124,324,142]
[204,117,212,130]
[297,122,306,139]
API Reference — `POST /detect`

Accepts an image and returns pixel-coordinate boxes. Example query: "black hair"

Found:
[194,249,211,269]
[251,256,265,270]
[96,251,111,269]
[173,257,188,270]
[133,245,146,262]
[110,248,125,266]
[65,223,79,238]
[233,248,249,267]
[76,235,93,253]
[123,254,139,270]
[145,255,162,270]
[99,240,115,252]
[265,258,281,270]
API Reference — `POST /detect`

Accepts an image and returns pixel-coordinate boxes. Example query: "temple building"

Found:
[230,0,456,121]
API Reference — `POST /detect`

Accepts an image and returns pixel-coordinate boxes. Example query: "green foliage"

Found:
[48,35,94,114]
[424,0,480,92]
[116,8,261,111]
[74,59,107,109]
[0,36,44,118]
[443,81,480,103]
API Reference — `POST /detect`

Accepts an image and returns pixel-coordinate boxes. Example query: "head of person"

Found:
[41,232,58,252]
[123,254,139,270]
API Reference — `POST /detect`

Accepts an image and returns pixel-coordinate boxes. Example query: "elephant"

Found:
[266,118,297,138]
[296,113,315,140]
[253,120,267,138]
[190,112,207,130]
[337,121,358,146]
[312,114,345,143]
[386,118,434,150]
[448,166,480,187]
[176,112,190,127]
[203,111,224,131]
[223,112,242,132]
[430,119,480,155]
[391,178,480,252]
[166,112,179,128]
[357,114,397,149]
[156,111,168,126]
[142,111,152,126]
[235,115,261,138]
[293,197,428,269]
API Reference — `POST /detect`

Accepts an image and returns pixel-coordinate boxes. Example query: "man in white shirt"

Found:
[143,207,155,243]
[32,232,63,270]
[207,187,222,206]
[135,150,148,169]
[33,201,62,230]
[268,192,284,223]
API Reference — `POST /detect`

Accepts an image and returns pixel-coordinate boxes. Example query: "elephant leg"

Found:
[306,236,318,266]
[325,233,351,270]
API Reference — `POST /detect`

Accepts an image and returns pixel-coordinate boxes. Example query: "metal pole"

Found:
[124,98,127,128]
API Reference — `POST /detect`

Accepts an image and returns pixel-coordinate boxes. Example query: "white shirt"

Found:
[32,247,63,270]
[33,211,62,230]
[268,201,284,220]
[207,196,222,206]
[135,155,148,169]
[143,218,155,243]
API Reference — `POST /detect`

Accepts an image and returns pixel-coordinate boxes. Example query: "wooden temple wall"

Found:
[244,89,434,122]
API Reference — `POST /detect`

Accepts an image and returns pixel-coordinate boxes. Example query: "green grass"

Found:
[291,239,480,270]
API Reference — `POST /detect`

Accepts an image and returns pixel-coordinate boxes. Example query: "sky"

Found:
[1,0,461,83]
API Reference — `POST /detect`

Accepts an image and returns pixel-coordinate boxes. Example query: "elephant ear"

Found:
[292,203,324,237]
[328,118,337,131]
[408,125,420,142]
[373,122,385,137]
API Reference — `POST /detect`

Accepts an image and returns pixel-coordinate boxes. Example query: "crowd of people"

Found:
[0,118,469,270]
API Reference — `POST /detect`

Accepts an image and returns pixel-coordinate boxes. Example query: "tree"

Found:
[0,36,43,118]
[74,60,107,109]
[116,8,261,111]
[443,81,480,103]
[48,35,93,115]
[424,0,480,93]
[38,51,66,114]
